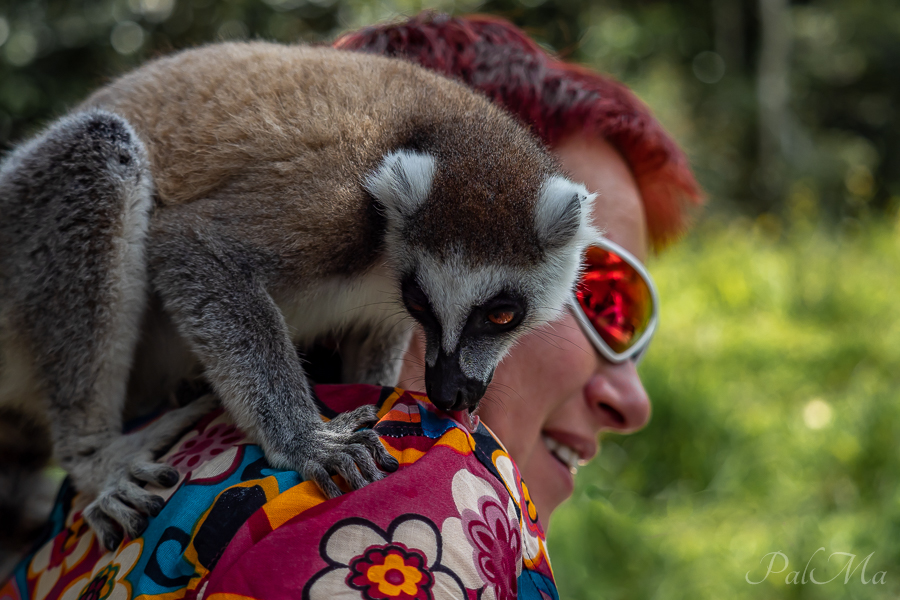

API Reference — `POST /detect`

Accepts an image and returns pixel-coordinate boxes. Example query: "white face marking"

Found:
[364,150,436,219]
[381,173,600,385]
[415,252,508,357]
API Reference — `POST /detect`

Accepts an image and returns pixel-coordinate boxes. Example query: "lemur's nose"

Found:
[425,350,489,412]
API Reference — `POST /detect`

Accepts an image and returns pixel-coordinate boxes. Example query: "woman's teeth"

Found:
[542,435,581,474]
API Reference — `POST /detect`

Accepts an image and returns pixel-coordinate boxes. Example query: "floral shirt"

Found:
[2,385,558,600]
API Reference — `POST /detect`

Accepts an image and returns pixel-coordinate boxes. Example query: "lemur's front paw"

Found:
[75,396,218,550]
[297,404,399,498]
[82,456,179,550]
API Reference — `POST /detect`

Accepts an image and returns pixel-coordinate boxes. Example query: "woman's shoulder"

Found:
[3,385,557,600]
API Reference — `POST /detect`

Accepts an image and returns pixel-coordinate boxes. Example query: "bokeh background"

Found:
[2,0,898,598]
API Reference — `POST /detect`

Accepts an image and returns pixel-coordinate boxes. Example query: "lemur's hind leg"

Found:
[0,110,210,550]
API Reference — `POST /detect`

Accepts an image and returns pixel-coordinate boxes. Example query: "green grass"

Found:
[548,218,900,600]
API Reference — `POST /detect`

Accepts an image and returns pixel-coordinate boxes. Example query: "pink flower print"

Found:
[493,453,546,564]
[441,470,523,600]
[461,496,520,599]
[167,422,244,473]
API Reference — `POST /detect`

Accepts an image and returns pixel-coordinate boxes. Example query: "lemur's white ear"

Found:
[534,175,595,249]
[364,150,436,219]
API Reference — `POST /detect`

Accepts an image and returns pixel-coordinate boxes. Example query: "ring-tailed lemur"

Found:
[0,42,596,551]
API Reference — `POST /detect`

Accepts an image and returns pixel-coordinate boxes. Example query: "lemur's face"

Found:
[400,264,528,411]
[366,148,597,412]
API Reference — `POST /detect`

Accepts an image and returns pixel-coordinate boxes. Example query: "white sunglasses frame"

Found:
[568,237,660,365]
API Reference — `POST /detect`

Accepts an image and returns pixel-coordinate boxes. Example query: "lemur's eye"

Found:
[488,310,516,325]
[401,275,436,326]
[473,293,526,335]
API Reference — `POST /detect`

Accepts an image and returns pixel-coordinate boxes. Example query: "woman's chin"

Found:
[528,442,576,520]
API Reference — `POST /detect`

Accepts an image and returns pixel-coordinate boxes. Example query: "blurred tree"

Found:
[3,0,899,228]
[756,0,792,198]
[585,0,900,226]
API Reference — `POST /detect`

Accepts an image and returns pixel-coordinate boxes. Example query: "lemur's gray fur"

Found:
[0,112,220,551]
[0,42,597,552]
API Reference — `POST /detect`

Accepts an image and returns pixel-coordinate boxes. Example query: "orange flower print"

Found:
[348,545,432,600]
[304,515,467,600]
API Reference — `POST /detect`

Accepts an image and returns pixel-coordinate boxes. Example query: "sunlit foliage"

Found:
[550,218,900,599]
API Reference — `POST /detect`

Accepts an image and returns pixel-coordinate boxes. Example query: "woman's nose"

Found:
[584,361,651,433]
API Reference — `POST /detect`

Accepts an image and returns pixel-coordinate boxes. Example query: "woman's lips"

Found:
[541,434,587,473]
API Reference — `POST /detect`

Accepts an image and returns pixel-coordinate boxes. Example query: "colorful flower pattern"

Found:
[5,385,558,600]
[348,545,431,599]
[58,540,142,600]
[167,418,244,473]
[304,516,463,600]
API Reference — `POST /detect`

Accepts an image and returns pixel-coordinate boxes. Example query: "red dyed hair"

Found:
[334,12,703,250]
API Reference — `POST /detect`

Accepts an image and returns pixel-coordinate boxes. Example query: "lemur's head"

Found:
[365,142,596,413]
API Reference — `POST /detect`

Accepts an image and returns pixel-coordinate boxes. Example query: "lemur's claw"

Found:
[83,503,125,552]
[300,404,396,498]
[82,463,174,550]
[77,397,216,550]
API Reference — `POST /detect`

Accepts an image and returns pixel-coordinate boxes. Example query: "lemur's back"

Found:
[86,43,436,204]
[82,43,546,280]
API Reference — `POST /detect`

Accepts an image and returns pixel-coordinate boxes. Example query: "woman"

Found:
[1,13,701,600]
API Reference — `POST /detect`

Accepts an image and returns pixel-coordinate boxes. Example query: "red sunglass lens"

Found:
[575,246,653,354]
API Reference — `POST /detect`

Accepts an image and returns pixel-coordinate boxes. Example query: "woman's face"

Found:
[398,134,652,523]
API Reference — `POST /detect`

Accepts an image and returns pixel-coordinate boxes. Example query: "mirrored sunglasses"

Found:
[569,238,659,364]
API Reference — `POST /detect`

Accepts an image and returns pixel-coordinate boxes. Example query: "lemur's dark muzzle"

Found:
[425,349,491,412]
